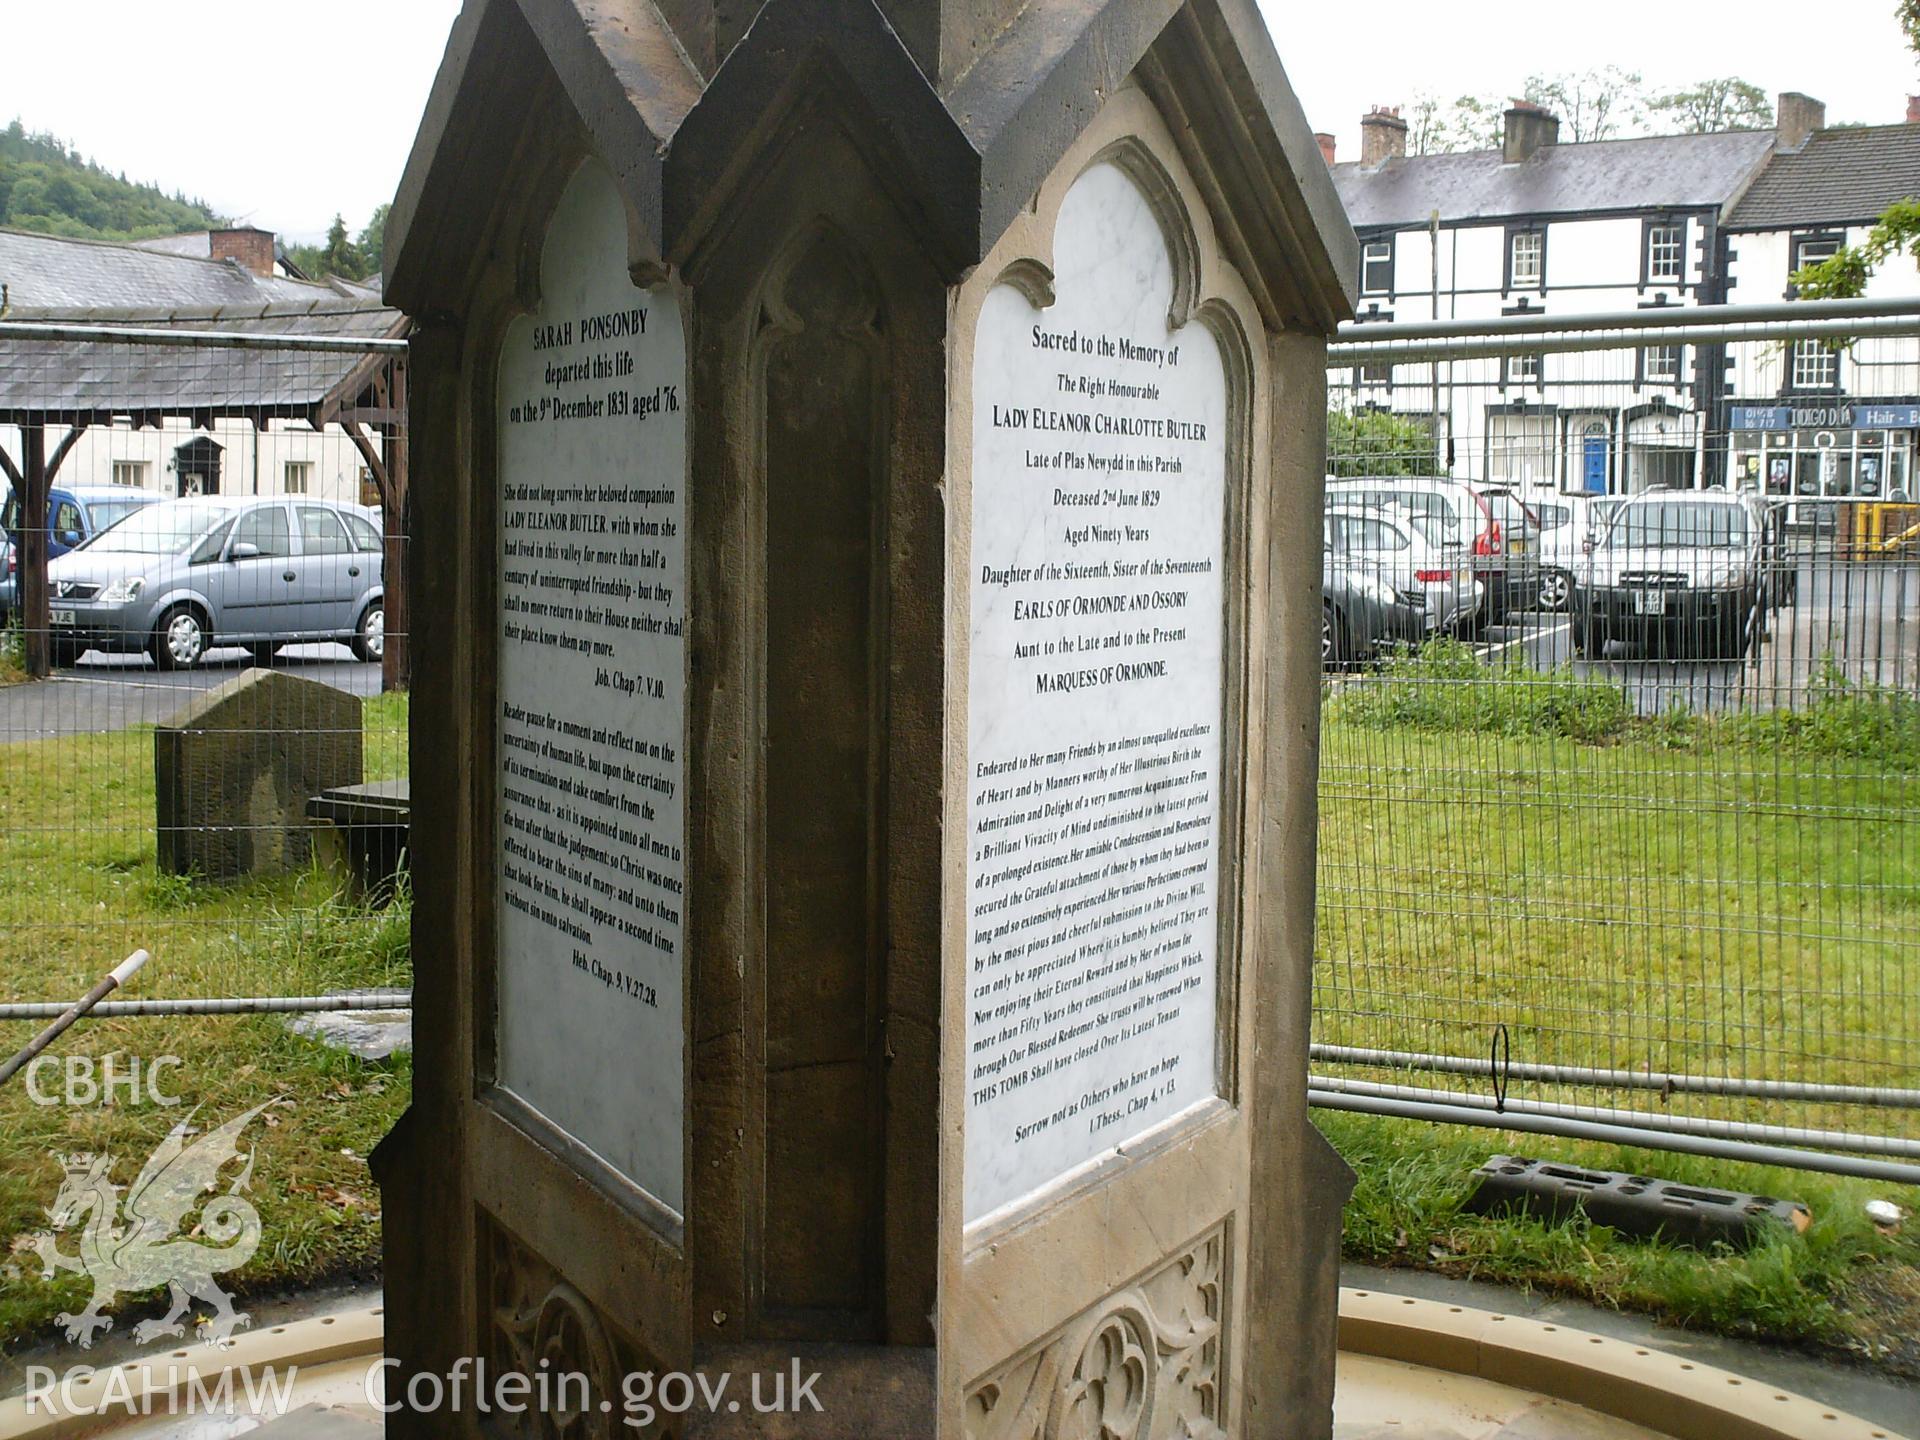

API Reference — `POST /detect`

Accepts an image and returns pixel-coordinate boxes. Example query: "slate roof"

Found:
[1724,124,1920,229]
[1331,130,1777,231]
[0,228,339,310]
[129,230,309,278]
[0,227,406,420]
[0,302,405,422]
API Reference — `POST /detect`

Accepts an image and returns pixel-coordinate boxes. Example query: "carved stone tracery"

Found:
[484,1217,672,1440]
[965,1225,1228,1440]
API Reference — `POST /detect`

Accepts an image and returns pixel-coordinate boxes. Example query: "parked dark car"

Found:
[1,484,161,622]
[45,496,385,669]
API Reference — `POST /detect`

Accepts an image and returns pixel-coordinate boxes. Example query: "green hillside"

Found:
[0,120,220,241]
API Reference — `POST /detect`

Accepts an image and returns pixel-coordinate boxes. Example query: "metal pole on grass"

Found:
[0,950,149,1088]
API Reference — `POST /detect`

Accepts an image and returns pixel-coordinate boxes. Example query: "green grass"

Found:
[1317,651,1919,1360]
[1318,1110,1920,1367]
[0,693,410,1346]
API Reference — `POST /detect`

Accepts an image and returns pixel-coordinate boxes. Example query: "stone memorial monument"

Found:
[374,0,1357,1433]
[155,669,363,880]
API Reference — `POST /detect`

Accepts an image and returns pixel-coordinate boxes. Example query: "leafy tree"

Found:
[1327,410,1441,478]
[1647,78,1771,134]
[1400,93,1505,155]
[286,207,388,282]
[0,119,219,240]
[1523,67,1646,143]
[356,203,390,275]
[1789,8,1920,299]
[1446,95,1507,152]
[1793,201,1920,299]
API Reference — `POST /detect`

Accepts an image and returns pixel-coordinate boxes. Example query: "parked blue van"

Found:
[1,485,162,621]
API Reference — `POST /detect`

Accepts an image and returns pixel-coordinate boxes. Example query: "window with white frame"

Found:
[284,461,314,494]
[109,460,149,488]
[1791,338,1839,390]
[1506,351,1542,386]
[1510,230,1544,288]
[1794,235,1841,275]
[1362,239,1393,295]
[1644,345,1683,384]
[1359,362,1393,388]
[1487,412,1554,486]
[1647,223,1684,282]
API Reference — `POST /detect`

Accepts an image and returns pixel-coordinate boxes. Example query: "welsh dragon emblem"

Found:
[26,1102,272,1348]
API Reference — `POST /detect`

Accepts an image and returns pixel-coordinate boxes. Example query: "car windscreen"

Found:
[1482,493,1538,534]
[77,503,229,555]
[1330,488,1463,541]
[1400,513,1449,547]
[84,499,151,532]
[1606,502,1749,549]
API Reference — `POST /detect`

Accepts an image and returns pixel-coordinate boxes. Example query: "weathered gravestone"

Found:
[155,669,362,880]
[374,0,1357,1433]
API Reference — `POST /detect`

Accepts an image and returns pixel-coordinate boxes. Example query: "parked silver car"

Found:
[1324,505,1482,661]
[46,496,386,669]
[1530,494,1625,611]
[1572,492,1770,659]
[1326,476,1535,624]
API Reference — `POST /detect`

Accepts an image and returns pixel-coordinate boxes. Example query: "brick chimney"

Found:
[1359,106,1407,166]
[1907,94,1920,124]
[1775,92,1825,151]
[1503,101,1559,164]
[210,227,275,277]
[1315,132,1337,165]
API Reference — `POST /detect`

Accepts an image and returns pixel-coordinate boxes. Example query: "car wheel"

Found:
[1321,603,1350,668]
[1538,569,1572,612]
[152,605,208,670]
[352,603,385,663]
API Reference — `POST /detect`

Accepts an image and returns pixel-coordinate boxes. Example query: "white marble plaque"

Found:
[964,160,1229,1224]
[495,161,687,1218]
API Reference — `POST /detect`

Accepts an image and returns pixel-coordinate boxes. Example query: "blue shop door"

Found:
[1582,435,1610,494]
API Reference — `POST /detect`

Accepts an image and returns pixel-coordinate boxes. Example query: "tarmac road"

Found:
[1471,557,1918,717]
[0,645,383,741]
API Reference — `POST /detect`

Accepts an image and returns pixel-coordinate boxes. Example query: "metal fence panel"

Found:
[0,320,412,1353]
[1315,303,1920,1181]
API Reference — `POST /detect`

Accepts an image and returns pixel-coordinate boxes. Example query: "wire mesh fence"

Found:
[1314,301,1920,1182]
[0,316,412,1344]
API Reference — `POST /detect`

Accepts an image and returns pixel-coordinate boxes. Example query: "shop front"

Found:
[1729,402,1918,509]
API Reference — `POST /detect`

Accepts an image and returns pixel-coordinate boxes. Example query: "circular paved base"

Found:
[0,1294,1905,1440]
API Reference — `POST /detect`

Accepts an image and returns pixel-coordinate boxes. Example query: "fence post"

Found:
[19,423,48,680]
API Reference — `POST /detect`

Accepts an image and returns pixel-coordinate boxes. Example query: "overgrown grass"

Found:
[1331,640,1920,762]
[1719,658,1920,765]
[0,692,410,1349]
[0,625,27,688]
[1329,640,1636,742]
[1318,1110,1920,1367]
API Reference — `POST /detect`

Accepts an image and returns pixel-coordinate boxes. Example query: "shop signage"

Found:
[1731,402,1920,432]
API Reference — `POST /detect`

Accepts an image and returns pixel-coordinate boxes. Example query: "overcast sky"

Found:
[5,0,1916,246]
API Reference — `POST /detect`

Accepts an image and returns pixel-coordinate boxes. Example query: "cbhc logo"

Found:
[25,1055,183,1108]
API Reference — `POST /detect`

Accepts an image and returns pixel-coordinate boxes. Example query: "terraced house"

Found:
[1325,92,1920,497]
